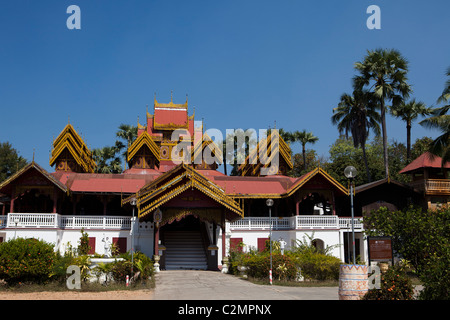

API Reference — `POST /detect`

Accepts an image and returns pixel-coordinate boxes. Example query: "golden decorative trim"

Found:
[126,131,160,163]
[50,124,96,173]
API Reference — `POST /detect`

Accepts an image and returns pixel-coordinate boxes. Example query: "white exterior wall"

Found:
[2,222,154,258]
[1,215,367,264]
[227,229,349,260]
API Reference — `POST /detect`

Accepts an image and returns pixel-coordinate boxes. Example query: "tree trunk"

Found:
[362,143,371,183]
[406,121,411,162]
[302,144,307,172]
[380,99,390,178]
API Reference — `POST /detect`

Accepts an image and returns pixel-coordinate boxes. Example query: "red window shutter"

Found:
[113,237,127,254]
[258,238,269,252]
[88,237,96,255]
[230,238,243,252]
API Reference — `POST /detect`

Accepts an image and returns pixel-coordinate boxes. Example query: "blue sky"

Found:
[0,0,449,173]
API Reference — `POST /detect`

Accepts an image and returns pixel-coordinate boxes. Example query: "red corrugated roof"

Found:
[211,175,295,195]
[70,179,146,193]
[400,152,450,174]
[154,109,187,127]
[51,171,160,193]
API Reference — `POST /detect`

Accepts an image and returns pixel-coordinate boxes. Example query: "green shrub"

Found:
[119,251,154,282]
[242,253,297,281]
[77,229,91,256]
[362,265,415,300]
[0,238,56,285]
[110,260,133,283]
[51,252,76,283]
[294,251,341,281]
[419,249,450,300]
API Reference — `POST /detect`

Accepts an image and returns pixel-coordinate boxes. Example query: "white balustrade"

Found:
[7,213,59,228]
[230,215,363,231]
[5,213,131,230]
[5,213,363,231]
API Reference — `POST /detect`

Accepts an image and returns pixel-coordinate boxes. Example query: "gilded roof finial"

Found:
[32,148,35,163]
[171,90,173,102]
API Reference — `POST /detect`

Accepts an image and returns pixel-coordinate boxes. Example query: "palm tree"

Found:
[354,49,411,178]
[390,99,433,161]
[92,146,122,173]
[420,67,450,165]
[116,124,138,169]
[332,89,381,182]
[292,130,319,172]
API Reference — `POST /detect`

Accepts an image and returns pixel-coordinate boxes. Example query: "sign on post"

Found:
[367,236,394,264]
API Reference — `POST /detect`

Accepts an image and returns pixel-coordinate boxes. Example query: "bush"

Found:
[0,238,56,285]
[242,253,298,281]
[110,260,133,283]
[294,252,341,281]
[419,249,450,300]
[119,251,155,282]
[51,252,76,283]
[77,229,91,256]
[362,265,415,300]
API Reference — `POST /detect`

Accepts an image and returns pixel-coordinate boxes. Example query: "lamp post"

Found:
[130,197,137,275]
[266,198,274,285]
[344,166,357,265]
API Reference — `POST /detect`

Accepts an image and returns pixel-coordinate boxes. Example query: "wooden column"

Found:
[154,226,159,256]
[102,196,108,215]
[9,187,15,213]
[212,221,217,245]
[221,210,226,258]
[52,187,58,213]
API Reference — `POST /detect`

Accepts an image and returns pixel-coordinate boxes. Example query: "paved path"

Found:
[153,270,338,300]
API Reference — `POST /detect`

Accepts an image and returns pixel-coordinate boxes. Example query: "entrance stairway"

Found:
[164,230,208,270]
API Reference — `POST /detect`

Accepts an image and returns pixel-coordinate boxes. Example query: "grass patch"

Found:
[243,276,339,287]
[0,278,155,293]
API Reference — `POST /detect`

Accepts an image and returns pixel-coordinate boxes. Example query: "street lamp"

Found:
[344,166,357,265]
[130,197,137,275]
[266,198,274,285]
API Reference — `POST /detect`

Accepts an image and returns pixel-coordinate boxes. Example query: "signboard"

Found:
[368,236,393,263]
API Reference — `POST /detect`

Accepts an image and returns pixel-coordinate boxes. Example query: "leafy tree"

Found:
[419,67,450,165]
[92,145,122,173]
[325,136,367,186]
[410,136,434,160]
[332,89,381,182]
[291,150,321,177]
[354,49,411,178]
[325,135,413,186]
[390,99,433,161]
[364,206,450,300]
[0,142,28,183]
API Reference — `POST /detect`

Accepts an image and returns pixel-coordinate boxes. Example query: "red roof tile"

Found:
[154,109,188,127]
[51,171,160,193]
[400,152,450,174]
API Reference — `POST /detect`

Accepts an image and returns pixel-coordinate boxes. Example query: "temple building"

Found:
[1,96,405,269]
